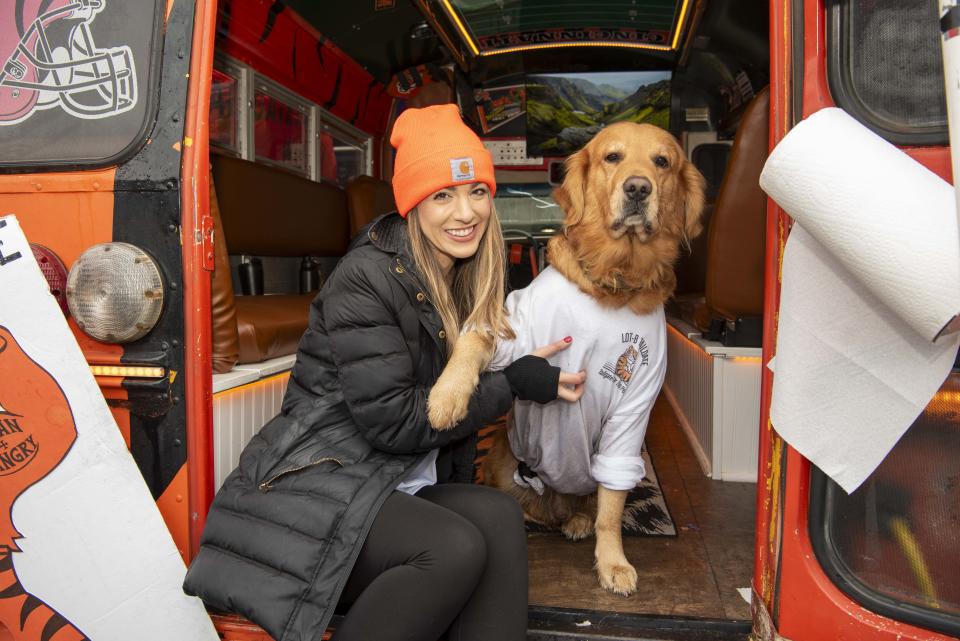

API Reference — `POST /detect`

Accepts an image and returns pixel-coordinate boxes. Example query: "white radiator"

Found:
[212,355,295,491]
[664,320,761,482]
[664,323,715,474]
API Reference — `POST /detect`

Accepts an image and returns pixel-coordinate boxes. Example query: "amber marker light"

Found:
[90,365,166,378]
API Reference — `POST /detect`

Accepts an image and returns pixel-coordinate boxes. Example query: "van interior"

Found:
[206,1,770,637]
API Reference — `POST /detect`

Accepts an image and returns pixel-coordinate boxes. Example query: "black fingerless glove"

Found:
[504,355,560,403]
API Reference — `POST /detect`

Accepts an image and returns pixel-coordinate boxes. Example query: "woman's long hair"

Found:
[407,200,514,356]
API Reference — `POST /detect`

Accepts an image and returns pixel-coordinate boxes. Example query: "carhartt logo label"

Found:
[0,410,38,477]
[450,157,475,182]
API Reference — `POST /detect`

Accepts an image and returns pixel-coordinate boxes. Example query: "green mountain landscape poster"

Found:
[526,71,672,156]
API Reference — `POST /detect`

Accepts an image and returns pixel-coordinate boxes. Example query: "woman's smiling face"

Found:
[413,182,492,274]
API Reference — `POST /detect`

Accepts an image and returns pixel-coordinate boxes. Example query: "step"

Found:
[527,606,752,641]
[212,607,752,641]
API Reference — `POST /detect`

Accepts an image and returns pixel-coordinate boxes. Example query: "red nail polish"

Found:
[564,336,572,343]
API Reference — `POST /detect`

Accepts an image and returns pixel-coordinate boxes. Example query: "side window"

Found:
[209,56,371,184]
[253,84,311,177]
[210,67,242,156]
[320,124,370,188]
[827,0,946,144]
[0,0,164,169]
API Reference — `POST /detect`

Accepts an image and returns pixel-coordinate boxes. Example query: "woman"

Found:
[184,104,585,641]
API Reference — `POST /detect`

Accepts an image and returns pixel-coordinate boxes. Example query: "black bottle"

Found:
[299,257,320,293]
[238,255,264,295]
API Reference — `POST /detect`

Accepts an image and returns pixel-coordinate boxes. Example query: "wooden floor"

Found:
[527,395,756,621]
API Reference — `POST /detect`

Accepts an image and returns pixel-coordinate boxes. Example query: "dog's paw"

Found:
[561,513,594,540]
[427,372,476,430]
[596,559,638,596]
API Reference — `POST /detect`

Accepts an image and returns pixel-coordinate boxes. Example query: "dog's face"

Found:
[553,123,705,244]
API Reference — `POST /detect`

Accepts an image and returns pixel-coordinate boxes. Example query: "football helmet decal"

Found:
[0,0,138,126]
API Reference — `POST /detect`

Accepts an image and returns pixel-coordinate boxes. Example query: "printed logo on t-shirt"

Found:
[450,157,475,182]
[599,332,649,393]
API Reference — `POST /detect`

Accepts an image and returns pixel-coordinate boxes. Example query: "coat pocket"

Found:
[257,455,344,493]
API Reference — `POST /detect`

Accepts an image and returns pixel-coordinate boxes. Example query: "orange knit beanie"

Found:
[390,104,496,217]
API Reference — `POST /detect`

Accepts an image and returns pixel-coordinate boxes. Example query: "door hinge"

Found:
[201,214,215,271]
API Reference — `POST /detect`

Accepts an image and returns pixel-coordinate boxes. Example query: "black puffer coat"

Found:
[183,213,514,641]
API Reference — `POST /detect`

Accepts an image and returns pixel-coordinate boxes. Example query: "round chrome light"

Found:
[66,243,165,343]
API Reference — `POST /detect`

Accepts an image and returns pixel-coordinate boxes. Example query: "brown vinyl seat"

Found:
[209,155,351,367]
[694,86,770,332]
[234,294,314,364]
[346,175,396,237]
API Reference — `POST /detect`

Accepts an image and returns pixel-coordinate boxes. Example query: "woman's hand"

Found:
[529,336,586,402]
[504,337,586,404]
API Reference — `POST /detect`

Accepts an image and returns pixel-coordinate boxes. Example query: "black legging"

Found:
[334,484,528,641]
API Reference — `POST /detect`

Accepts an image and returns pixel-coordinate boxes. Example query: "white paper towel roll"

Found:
[760,108,960,493]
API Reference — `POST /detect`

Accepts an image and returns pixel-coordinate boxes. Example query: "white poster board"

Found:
[0,215,217,641]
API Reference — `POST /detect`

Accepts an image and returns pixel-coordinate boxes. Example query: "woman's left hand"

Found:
[529,336,586,402]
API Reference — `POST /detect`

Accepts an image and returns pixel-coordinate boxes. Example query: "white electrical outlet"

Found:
[482,139,544,166]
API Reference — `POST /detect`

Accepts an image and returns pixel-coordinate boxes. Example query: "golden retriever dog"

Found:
[428,122,705,595]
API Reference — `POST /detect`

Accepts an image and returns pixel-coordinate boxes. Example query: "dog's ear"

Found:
[680,159,706,241]
[553,148,589,229]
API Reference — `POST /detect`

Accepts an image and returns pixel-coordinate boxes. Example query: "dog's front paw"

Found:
[596,558,638,596]
[561,513,594,540]
[427,371,477,430]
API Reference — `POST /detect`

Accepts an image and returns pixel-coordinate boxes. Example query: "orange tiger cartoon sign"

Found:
[0,327,88,641]
[0,216,217,641]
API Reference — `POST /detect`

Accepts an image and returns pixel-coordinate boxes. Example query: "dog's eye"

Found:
[654,155,670,169]
[604,152,622,164]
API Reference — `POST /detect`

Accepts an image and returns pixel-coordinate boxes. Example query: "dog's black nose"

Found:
[623,176,652,201]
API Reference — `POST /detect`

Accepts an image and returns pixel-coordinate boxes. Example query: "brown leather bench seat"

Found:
[233,294,313,365]
[210,155,351,370]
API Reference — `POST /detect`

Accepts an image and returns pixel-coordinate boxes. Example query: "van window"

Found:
[320,125,369,188]
[254,83,311,177]
[211,68,241,155]
[809,373,960,637]
[209,56,371,184]
[0,0,163,169]
[827,0,947,144]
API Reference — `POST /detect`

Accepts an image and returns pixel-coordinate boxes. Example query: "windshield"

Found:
[495,183,564,238]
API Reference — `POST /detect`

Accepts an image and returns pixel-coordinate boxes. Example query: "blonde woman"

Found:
[185,104,585,641]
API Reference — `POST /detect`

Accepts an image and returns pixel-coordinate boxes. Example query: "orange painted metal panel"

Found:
[181,0,218,561]
[0,171,123,363]
[156,464,191,565]
[753,0,791,618]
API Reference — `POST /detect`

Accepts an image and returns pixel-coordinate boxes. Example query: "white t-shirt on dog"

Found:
[489,266,667,496]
